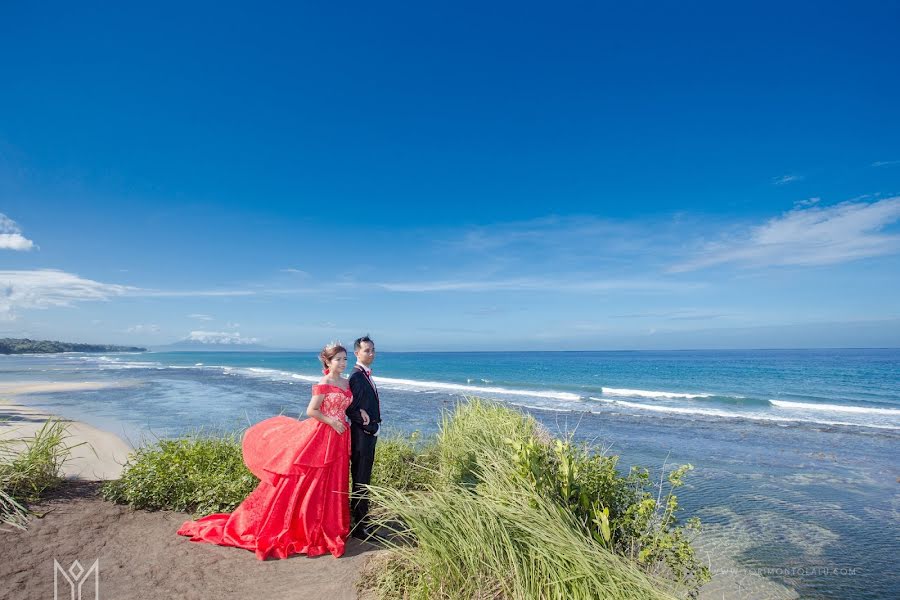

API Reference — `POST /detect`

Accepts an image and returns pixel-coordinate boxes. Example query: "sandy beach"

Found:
[0,381,133,480]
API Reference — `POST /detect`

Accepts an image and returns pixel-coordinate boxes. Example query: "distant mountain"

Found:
[0,338,146,354]
[151,341,280,352]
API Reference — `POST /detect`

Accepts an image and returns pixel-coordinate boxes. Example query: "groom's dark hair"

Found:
[354,335,374,351]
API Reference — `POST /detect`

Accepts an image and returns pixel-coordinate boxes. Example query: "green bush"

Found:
[366,437,677,600]
[507,436,710,594]
[101,431,258,516]
[364,398,710,599]
[1,418,72,529]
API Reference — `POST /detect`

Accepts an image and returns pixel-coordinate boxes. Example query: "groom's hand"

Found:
[360,409,370,426]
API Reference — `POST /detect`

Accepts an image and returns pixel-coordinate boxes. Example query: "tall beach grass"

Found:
[364,399,709,599]
[0,418,73,529]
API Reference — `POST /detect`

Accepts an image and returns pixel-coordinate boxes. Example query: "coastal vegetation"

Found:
[101,432,258,516]
[0,337,146,354]
[364,400,709,599]
[0,418,72,529]
[103,399,709,598]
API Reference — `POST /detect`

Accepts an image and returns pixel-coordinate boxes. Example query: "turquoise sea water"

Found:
[2,349,898,599]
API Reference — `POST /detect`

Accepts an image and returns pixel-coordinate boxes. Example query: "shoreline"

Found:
[0,381,133,480]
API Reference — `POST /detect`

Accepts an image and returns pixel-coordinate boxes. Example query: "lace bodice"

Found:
[313,384,353,420]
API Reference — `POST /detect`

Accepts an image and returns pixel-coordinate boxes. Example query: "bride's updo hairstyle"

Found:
[319,342,347,373]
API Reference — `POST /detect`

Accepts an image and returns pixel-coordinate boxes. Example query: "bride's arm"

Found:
[306,393,346,434]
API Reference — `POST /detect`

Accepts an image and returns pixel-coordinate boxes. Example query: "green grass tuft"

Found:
[1,418,73,529]
[370,431,439,491]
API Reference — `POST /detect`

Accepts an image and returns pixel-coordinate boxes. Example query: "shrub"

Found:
[365,441,678,600]
[101,431,258,516]
[364,398,710,599]
[507,436,710,594]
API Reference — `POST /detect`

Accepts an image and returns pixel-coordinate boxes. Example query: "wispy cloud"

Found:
[0,268,345,320]
[186,330,259,345]
[377,277,699,293]
[772,174,804,185]
[126,324,160,334]
[611,310,732,321]
[280,268,309,276]
[445,216,650,258]
[132,289,256,297]
[872,160,900,168]
[0,213,37,251]
[671,196,900,272]
[0,269,129,320]
[794,197,820,208]
[188,313,214,321]
[466,306,509,317]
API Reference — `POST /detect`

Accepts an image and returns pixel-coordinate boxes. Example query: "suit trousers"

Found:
[350,425,378,527]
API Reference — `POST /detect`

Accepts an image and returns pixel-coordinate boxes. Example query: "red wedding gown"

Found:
[177,384,352,559]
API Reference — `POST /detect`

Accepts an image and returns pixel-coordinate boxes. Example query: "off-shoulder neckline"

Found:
[315,383,351,393]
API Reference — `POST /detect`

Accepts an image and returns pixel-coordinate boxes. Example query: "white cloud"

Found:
[773,174,804,185]
[611,309,732,321]
[671,197,900,272]
[0,214,36,251]
[126,324,160,334]
[377,277,698,293]
[872,160,900,168]
[188,313,214,321]
[280,268,309,276]
[187,330,259,345]
[0,233,35,251]
[134,289,255,297]
[0,269,130,320]
[0,268,334,321]
[447,216,644,255]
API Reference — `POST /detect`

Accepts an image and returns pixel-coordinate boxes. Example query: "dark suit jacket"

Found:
[346,365,381,434]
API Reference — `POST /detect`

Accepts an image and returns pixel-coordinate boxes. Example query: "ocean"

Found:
[2,348,898,599]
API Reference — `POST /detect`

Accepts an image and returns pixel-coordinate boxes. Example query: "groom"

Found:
[346,334,381,539]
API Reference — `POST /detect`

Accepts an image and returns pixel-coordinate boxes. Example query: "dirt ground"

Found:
[0,481,382,600]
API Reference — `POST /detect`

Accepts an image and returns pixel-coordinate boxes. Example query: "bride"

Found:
[178,342,365,559]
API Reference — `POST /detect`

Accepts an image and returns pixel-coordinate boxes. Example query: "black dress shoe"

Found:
[351,525,386,543]
[351,524,374,539]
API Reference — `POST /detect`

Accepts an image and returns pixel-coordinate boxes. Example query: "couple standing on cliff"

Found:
[178,335,383,559]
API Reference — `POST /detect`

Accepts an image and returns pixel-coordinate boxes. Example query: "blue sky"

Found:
[1,1,899,350]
